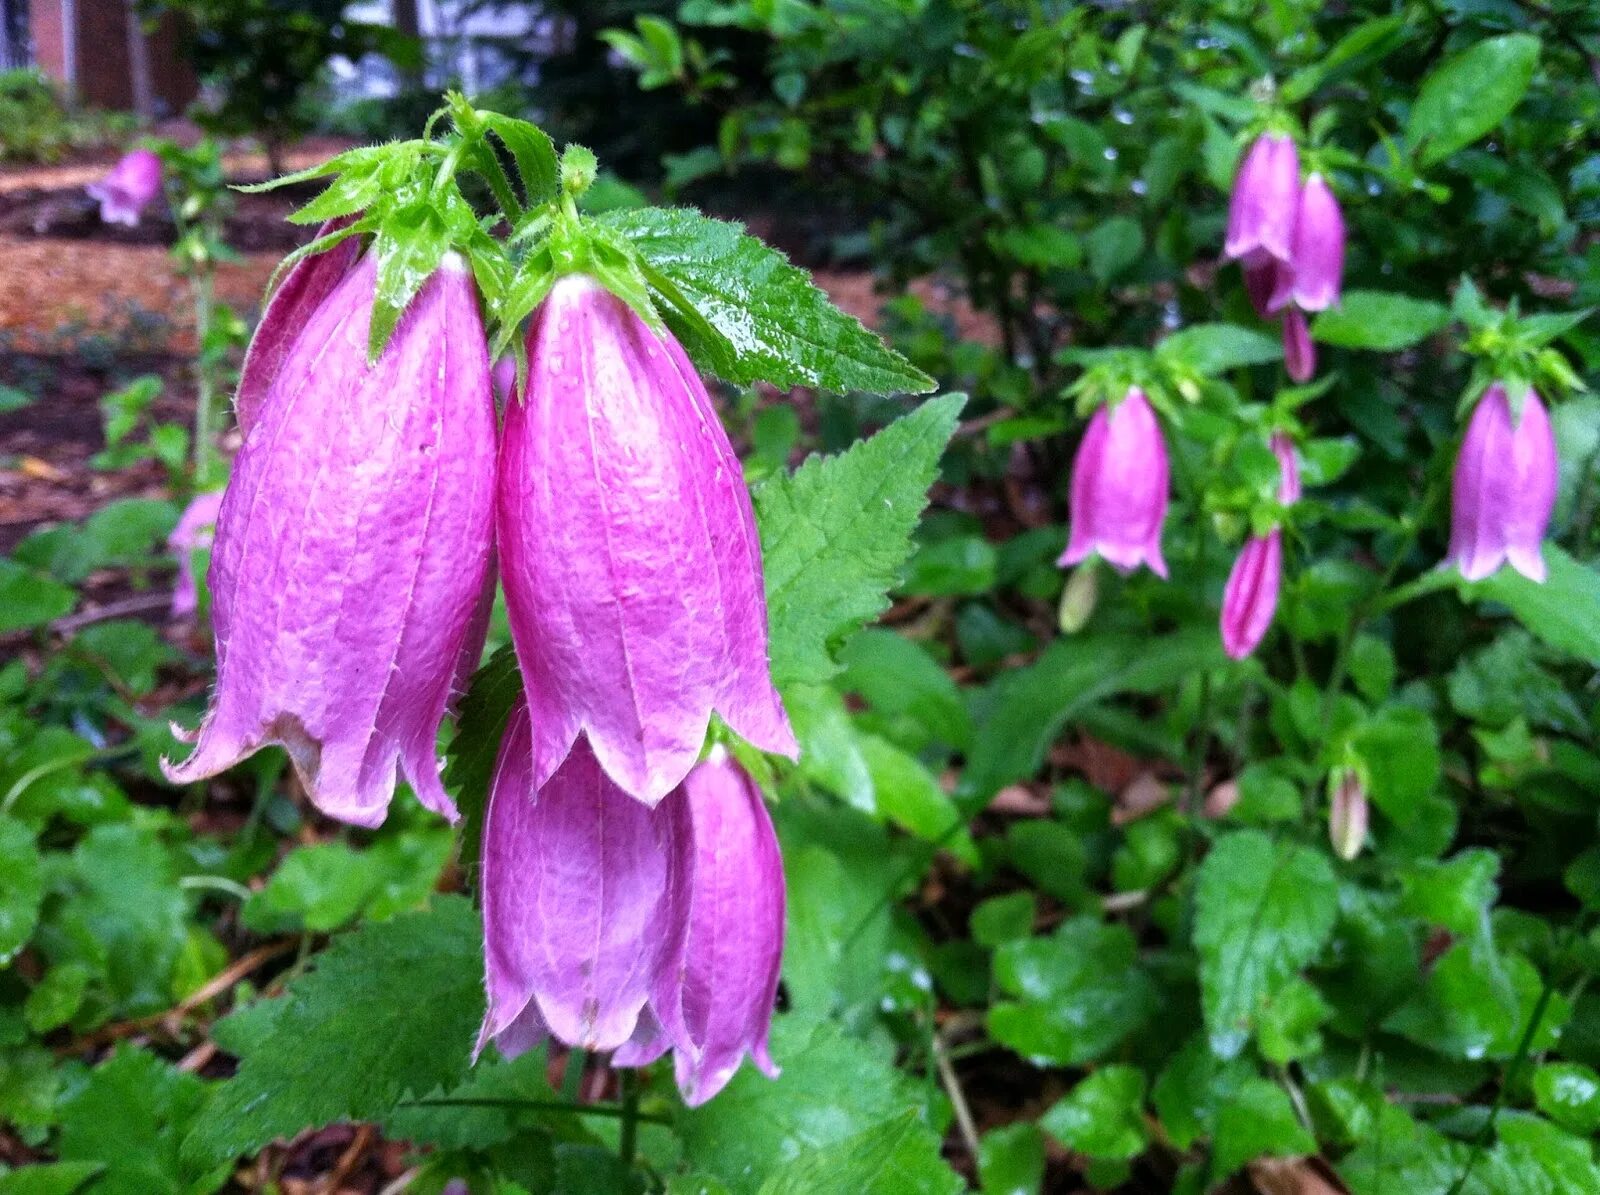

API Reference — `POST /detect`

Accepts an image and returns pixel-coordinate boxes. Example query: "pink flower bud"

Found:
[235,218,363,439]
[1225,134,1299,265]
[1220,434,1298,661]
[1220,531,1282,660]
[491,354,517,405]
[164,253,497,827]
[168,489,223,619]
[1271,431,1302,505]
[478,704,691,1056]
[1269,174,1345,314]
[1282,307,1315,383]
[1328,769,1369,861]
[497,275,796,805]
[1447,383,1557,583]
[644,747,784,1106]
[1058,388,1169,578]
[87,149,162,227]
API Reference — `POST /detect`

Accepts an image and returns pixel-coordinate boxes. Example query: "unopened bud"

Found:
[1328,768,1369,861]
[1058,562,1099,633]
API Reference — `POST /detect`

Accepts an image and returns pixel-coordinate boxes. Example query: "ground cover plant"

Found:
[1,1,1599,1193]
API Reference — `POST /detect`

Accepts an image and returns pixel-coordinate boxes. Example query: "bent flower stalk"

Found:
[164,251,498,827]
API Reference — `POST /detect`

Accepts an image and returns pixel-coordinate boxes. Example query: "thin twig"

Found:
[934,1035,981,1161]
[50,591,174,635]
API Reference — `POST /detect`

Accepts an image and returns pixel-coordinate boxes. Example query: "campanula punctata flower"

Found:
[87,148,163,227]
[1059,387,1170,578]
[1447,383,1557,583]
[496,274,796,806]
[1220,434,1300,659]
[164,252,497,827]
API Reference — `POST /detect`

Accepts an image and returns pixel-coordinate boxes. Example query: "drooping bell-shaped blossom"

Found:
[235,218,363,438]
[478,703,691,1057]
[1328,768,1369,861]
[1269,174,1345,314]
[1225,134,1300,266]
[497,274,796,805]
[168,490,224,619]
[1220,434,1300,660]
[164,252,497,827]
[616,747,784,1106]
[1447,383,1557,583]
[1059,387,1170,578]
[1282,307,1315,383]
[87,149,163,227]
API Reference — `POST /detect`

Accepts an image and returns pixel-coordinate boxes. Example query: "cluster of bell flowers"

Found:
[162,232,795,1105]
[1058,130,1561,667]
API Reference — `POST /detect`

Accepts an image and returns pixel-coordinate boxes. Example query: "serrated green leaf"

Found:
[757,395,963,684]
[1157,324,1283,375]
[0,819,42,964]
[678,1017,935,1193]
[58,1047,228,1195]
[0,1162,104,1195]
[442,646,521,878]
[1041,1066,1148,1161]
[600,207,934,394]
[1465,546,1600,663]
[1210,1079,1316,1178]
[977,1122,1045,1195]
[1383,942,1567,1060]
[757,1111,963,1195]
[1311,291,1452,350]
[1194,831,1339,1058]
[482,113,559,205]
[184,896,483,1166]
[1532,1062,1600,1136]
[959,627,1224,801]
[370,199,452,359]
[988,918,1157,1066]
[0,561,74,634]
[1407,34,1541,168]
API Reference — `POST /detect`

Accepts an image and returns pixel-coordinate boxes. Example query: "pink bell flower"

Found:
[163,252,498,827]
[1447,383,1557,583]
[87,148,163,227]
[477,703,692,1057]
[168,489,224,619]
[617,747,784,1106]
[1058,387,1170,578]
[1269,173,1345,314]
[497,274,796,805]
[235,218,363,438]
[1220,434,1299,660]
[1281,307,1315,383]
[1225,134,1300,266]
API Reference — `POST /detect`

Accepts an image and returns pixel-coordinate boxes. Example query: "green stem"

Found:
[402,1095,669,1126]
[618,1070,641,1166]
[562,1048,588,1102]
[476,145,525,225]
[192,255,218,488]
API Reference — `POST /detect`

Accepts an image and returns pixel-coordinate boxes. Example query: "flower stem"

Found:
[618,1070,641,1166]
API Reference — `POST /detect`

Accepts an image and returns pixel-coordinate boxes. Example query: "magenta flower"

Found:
[478,703,691,1056]
[1447,383,1558,583]
[1059,387,1170,578]
[1220,434,1299,660]
[235,219,363,438]
[497,274,796,805]
[1225,134,1300,266]
[618,747,784,1105]
[168,489,224,619]
[164,252,497,827]
[87,149,163,227]
[1270,174,1345,314]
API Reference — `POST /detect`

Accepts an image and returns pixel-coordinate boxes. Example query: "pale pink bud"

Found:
[1328,769,1369,861]
[1058,388,1170,578]
[1447,383,1557,583]
[87,149,162,227]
